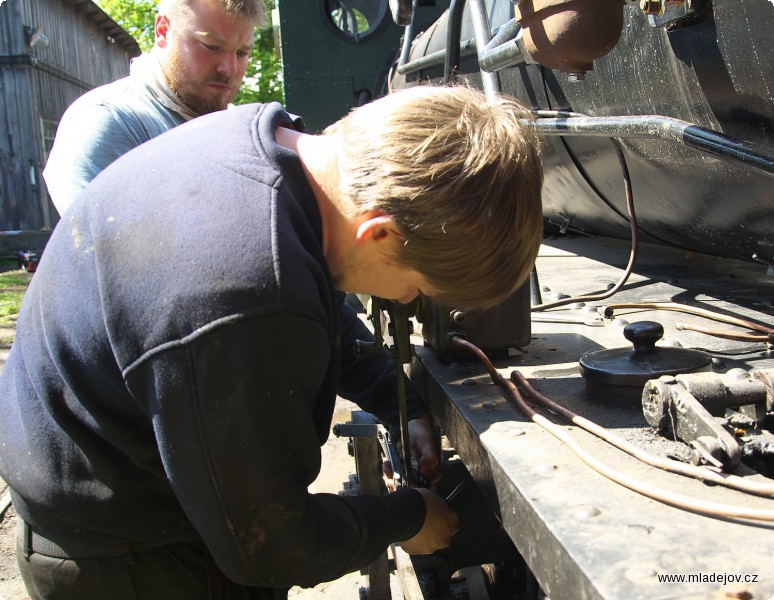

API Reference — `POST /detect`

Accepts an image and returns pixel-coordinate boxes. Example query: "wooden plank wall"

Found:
[23,0,140,119]
[0,0,36,231]
[0,0,140,233]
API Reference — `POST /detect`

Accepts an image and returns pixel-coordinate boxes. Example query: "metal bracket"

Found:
[642,369,774,471]
[641,0,708,29]
[389,0,413,26]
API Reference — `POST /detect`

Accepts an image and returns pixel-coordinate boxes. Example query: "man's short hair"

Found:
[159,0,267,26]
[329,85,544,309]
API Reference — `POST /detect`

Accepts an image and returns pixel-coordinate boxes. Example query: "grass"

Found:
[0,266,33,340]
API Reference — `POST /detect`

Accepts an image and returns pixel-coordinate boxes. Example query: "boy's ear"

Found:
[356,213,397,244]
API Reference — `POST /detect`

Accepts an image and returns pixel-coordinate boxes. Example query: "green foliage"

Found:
[0,270,32,332]
[0,272,28,287]
[96,0,158,51]
[94,0,284,104]
[0,291,24,319]
[236,27,284,105]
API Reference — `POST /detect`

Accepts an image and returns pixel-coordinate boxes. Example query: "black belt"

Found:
[19,519,157,560]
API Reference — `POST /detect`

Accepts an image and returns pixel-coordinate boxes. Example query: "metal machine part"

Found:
[405,238,774,599]
[275,0,774,596]
[417,282,532,362]
[641,0,708,29]
[387,0,774,263]
[387,300,419,488]
[389,0,414,26]
[335,412,524,600]
[579,321,712,409]
[513,0,624,78]
[333,412,392,600]
[642,369,774,471]
[355,297,419,488]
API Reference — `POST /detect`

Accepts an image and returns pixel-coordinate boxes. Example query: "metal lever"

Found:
[388,301,416,487]
[355,297,386,358]
[353,298,422,487]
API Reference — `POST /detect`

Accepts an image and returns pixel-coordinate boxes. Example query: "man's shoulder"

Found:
[70,76,134,107]
[65,76,171,123]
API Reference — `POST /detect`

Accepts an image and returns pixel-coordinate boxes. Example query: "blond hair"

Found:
[328,85,543,309]
[158,0,267,26]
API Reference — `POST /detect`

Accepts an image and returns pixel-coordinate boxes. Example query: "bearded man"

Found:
[43,0,264,215]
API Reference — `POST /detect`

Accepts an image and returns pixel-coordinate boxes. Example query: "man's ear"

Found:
[155,14,170,48]
[356,213,397,244]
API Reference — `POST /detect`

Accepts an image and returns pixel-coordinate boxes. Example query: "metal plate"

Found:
[408,236,774,599]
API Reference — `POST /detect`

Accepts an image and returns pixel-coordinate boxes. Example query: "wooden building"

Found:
[0,0,140,233]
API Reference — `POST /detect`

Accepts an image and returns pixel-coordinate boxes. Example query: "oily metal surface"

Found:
[527,1,774,262]
[408,236,774,600]
[389,0,774,263]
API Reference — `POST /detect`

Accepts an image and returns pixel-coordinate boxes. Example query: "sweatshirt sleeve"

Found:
[336,295,428,426]
[124,310,425,587]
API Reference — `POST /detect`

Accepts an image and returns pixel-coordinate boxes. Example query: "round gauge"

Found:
[323,0,388,42]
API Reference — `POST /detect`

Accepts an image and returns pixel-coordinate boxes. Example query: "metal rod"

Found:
[396,38,477,75]
[390,301,416,487]
[397,0,418,68]
[529,265,542,306]
[397,17,526,77]
[467,0,500,96]
[478,18,530,73]
[529,114,774,179]
[479,39,529,72]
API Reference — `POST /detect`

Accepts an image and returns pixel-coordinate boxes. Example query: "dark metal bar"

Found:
[396,39,477,75]
[0,55,34,65]
[397,0,419,69]
[391,302,416,488]
[683,124,774,179]
[444,0,467,84]
[529,266,543,306]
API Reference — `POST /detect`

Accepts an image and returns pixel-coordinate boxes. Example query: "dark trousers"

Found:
[17,521,288,600]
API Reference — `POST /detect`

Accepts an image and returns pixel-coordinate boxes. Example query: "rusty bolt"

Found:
[640,0,662,15]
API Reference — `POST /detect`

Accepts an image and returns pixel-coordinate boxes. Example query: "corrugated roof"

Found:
[60,0,142,54]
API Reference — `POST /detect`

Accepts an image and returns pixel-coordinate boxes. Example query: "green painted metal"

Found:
[276,0,446,132]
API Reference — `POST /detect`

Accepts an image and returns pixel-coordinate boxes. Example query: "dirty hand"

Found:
[398,487,460,555]
[409,414,442,485]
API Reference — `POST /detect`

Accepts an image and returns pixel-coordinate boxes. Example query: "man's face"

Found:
[156,0,256,114]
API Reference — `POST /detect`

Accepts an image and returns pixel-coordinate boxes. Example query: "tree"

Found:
[94,0,284,104]
[96,0,157,51]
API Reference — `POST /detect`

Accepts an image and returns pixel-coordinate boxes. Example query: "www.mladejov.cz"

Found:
[658,573,759,585]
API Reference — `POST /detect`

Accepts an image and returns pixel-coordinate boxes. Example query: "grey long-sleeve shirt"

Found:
[42,54,186,216]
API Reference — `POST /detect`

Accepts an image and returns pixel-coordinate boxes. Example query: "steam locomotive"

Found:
[275,1,774,598]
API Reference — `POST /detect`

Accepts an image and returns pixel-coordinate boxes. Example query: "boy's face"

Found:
[364,260,436,305]
[336,236,438,304]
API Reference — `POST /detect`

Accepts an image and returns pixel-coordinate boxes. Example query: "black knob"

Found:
[623,321,663,352]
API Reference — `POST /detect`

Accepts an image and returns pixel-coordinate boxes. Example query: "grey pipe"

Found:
[530,113,774,180]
